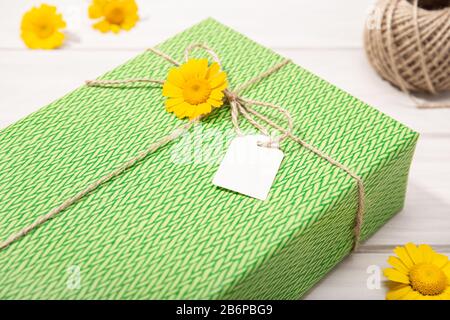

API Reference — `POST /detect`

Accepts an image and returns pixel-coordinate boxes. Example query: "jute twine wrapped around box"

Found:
[0,44,366,252]
[364,0,450,108]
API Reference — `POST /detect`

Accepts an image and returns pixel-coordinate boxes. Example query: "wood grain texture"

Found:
[0,0,449,300]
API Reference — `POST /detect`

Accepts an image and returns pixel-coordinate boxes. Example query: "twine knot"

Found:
[224,89,239,102]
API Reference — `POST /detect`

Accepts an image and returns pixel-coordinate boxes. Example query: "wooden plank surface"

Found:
[1,0,449,300]
[2,49,450,133]
[0,0,372,49]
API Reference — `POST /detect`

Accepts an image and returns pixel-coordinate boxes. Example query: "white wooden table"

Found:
[1,0,449,300]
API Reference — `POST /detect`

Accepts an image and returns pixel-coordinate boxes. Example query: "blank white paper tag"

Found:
[212,135,284,200]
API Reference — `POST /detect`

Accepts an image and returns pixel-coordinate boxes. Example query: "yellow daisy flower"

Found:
[20,4,66,50]
[162,59,228,120]
[89,0,139,33]
[384,243,450,300]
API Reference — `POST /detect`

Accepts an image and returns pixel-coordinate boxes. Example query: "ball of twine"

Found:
[364,0,450,108]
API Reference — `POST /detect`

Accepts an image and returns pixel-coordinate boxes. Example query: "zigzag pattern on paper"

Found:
[0,19,418,299]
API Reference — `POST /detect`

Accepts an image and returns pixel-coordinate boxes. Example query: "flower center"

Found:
[105,7,125,24]
[409,263,447,296]
[183,79,211,105]
[34,22,54,38]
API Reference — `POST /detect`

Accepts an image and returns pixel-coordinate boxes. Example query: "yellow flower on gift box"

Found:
[162,59,228,120]
[89,0,139,33]
[384,243,450,300]
[21,4,66,49]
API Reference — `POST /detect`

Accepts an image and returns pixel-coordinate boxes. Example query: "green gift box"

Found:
[0,19,418,299]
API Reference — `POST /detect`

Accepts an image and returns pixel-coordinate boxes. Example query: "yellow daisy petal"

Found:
[94,0,109,7]
[432,288,449,300]
[443,264,450,280]
[185,59,205,78]
[394,246,414,268]
[167,68,186,87]
[441,287,450,299]
[88,4,103,19]
[417,294,436,300]
[40,4,56,14]
[124,0,138,12]
[41,31,65,49]
[209,89,225,101]
[432,253,449,268]
[387,256,409,274]
[165,97,185,112]
[110,24,121,33]
[386,284,412,300]
[207,98,223,107]
[121,22,135,31]
[184,104,198,119]
[403,290,422,300]
[162,81,183,98]
[196,103,212,116]
[21,33,37,49]
[121,16,138,30]
[179,59,197,80]
[175,102,194,119]
[405,243,423,264]
[213,81,228,92]
[210,72,227,88]
[206,62,221,79]
[418,244,434,264]
[215,81,228,91]
[56,16,66,29]
[196,59,209,78]
[384,268,410,284]
[93,20,111,33]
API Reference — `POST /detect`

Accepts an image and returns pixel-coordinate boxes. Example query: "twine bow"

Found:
[0,44,366,252]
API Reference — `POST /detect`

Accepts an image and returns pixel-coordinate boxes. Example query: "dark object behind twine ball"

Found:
[364,0,450,108]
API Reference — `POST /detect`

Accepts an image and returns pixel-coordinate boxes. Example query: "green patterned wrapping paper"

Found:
[0,19,418,299]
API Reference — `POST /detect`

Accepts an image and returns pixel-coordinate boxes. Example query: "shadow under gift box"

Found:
[0,19,418,299]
